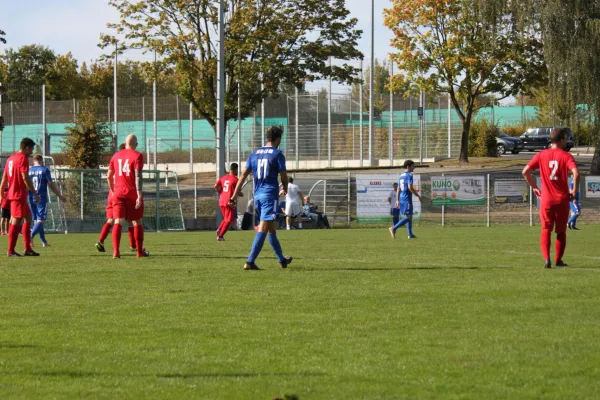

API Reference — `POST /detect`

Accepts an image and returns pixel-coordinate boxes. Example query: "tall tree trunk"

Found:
[590,115,600,175]
[459,113,472,162]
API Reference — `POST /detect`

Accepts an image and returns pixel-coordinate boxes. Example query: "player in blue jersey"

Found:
[230,126,293,270]
[28,154,66,247]
[389,160,422,239]
[568,179,581,230]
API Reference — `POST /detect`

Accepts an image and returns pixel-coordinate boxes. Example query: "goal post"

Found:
[46,168,185,233]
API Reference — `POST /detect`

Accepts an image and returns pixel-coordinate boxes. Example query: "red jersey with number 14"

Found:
[527,148,577,206]
[217,175,239,207]
[4,152,30,201]
[108,149,144,198]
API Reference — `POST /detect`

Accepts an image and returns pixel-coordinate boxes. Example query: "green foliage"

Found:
[101,0,363,128]
[501,123,527,137]
[351,58,393,116]
[468,119,499,157]
[384,0,546,162]
[2,44,56,86]
[63,108,112,169]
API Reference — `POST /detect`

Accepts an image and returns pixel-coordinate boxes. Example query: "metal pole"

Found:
[352,124,355,159]
[487,174,490,227]
[113,44,118,152]
[237,80,241,167]
[194,172,198,220]
[11,102,15,152]
[142,96,146,157]
[369,0,375,166]
[317,94,321,161]
[324,180,327,219]
[347,171,351,228]
[0,84,3,156]
[108,97,111,129]
[153,51,157,171]
[389,59,393,165]
[419,88,424,163]
[146,138,150,170]
[529,185,533,226]
[42,85,46,156]
[216,0,226,226]
[448,94,452,158]
[359,59,363,167]
[328,57,332,168]
[80,172,84,221]
[72,98,76,122]
[176,95,182,150]
[442,173,445,227]
[189,102,193,173]
[295,86,299,169]
[261,80,265,146]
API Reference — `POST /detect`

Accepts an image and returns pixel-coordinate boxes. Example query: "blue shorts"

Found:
[255,196,279,222]
[570,202,581,214]
[29,198,48,221]
[391,208,400,216]
[400,201,413,216]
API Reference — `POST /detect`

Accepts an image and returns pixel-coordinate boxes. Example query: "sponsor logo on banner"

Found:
[494,176,529,203]
[431,175,485,205]
[356,174,421,222]
[585,176,600,198]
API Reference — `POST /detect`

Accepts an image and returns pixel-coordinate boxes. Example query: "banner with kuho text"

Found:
[431,175,485,205]
[356,174,421,222]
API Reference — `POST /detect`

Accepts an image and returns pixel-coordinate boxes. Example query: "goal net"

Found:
[45,167,185,233]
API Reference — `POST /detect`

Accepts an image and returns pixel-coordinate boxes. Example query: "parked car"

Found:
[496,132,524,155]
[519,126,575,152]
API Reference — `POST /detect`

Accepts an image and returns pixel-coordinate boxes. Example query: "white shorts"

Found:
[285,202,301,217]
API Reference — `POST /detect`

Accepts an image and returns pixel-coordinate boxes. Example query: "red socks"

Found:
[217,220,230,238]
[128,227,135,249]
[134,225,144,257]
[99,223,112,243]
[112,223,122,257]
[7,224,18,254]
[556,232,567,262]
[540,229,551,261]
[22,221,31,252]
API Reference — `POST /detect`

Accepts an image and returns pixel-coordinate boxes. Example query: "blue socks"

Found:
[247,232,267,263]
[407,220,413,237]
[393,215,400,225]
[31,222,46,243]
[392,217,409,232]
[268,233,284,263]
[569,214,579,228]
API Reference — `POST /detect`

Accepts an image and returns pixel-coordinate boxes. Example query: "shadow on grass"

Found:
[291,266,480,271]
[15,370,324,380]
[0,342,39,349]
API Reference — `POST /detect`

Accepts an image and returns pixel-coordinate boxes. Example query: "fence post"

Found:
[487,174,490,227]
[153,74,157,170]
[113,45,118,152]
[448,94,452,158]
[316,94,321,161]
[42,86,46,156]
[352,124,355,160]
[328,57,332,168]
[295,86,299,169]
[529,185,533,226]
[347,171,351,228]
[189,102,193,174]
[80,172,84,221]
[11,102,15,152]
[419,89,424,163]
[237,81,241,167]
[194,172,198,220]
[441,173,445,227]
[176,95,182,150]
[323,180,327,219]
[389,59,393,165]
[359,59,363,167]
[142,96,146,157]
[156,171,160,232]
[261,81,265,146]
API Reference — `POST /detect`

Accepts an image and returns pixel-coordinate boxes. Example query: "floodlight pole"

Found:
[153,51,157,170]
[216,0,226,224]
[368,0,375,166]
[113,43,118,152]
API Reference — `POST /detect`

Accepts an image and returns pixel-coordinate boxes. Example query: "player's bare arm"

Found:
[570,167,580,199]
[214,180,222,193]
[229,168,251,205]
[522,165,542,198]
[107,169,115,193]
[23,172,40,204]
[0,174,6,202]
[135,170,143,209]
[280,171,289,195]
[409,184,421,202]
[48,181,66,202]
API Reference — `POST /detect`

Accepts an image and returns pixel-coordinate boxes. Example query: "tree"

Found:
[384,0,545,162]
[101,0,363,131]
[3,44,56,86]
[46,53,85,100]
[63,108,112,169]
[351,58,391,117]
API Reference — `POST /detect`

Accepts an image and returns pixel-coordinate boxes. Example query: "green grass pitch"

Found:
[1,227,600,399]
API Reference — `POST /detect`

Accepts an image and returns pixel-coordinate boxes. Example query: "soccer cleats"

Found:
[555,260,568,267]
[544,259,551,269]
[24,249,40,257]
[408,235,417,239]
[96,242,106,252]
[7,252,21,257]
[389,227,395,239]
[244,262,261,270]
[280,256,293,269]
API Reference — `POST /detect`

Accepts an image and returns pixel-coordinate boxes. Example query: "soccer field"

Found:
[1,227,600,399]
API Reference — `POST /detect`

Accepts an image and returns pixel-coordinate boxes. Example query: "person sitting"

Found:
[302,196,331,229]
[241,199,255,230]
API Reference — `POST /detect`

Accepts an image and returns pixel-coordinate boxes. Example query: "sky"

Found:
[1,0,396,92]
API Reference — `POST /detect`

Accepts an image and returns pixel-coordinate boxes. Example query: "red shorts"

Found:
[540,202,570,233]
[220,205,234,223]
[113,194,144,221]
[11,198,31,219]
[106,197,114,220]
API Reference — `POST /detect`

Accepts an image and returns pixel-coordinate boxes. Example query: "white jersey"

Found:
[286,183,301,204]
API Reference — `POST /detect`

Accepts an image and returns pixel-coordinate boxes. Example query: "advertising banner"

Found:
[494,176,529,203]
[431,175,485,205]
[585,176,600,198]
[356,174,421,222]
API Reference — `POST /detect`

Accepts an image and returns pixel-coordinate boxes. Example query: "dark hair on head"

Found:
[550,128,568,144]
[33,153,43,163]
[119,143,126,150]
[403,159,415,169]
[266,126,284,142]
[20,138,35,151]
[230,163,238,171]
[289,177,294,183]
[393,182,398,186]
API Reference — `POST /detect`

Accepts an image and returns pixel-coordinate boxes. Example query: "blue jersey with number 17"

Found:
[245,146,287,198]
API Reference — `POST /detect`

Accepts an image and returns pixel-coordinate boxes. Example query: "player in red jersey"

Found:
[522,128,579,268]
[214,163,242,241]
[107,135,147,259]
[0,138,41,257]
[96,144,137,253]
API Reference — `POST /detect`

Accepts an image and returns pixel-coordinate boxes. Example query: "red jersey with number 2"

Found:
[527,148,577,206]
[108,149,144,198]
[217,175,239,207]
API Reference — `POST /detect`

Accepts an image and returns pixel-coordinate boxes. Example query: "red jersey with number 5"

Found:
[217,175,239,206]
[527,148,577,206]
[108,149,144,198]
[4,152,30,201]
